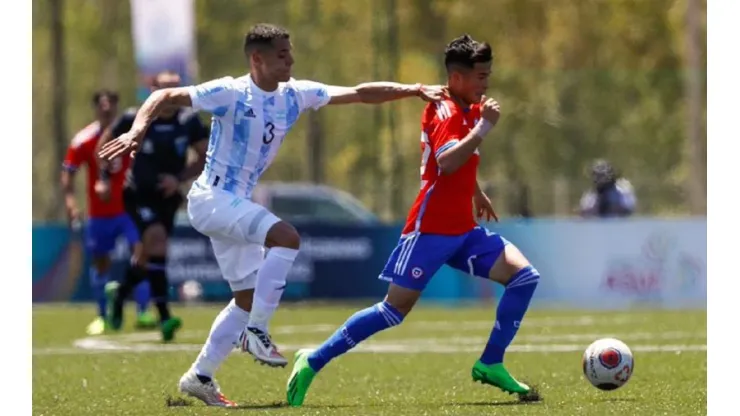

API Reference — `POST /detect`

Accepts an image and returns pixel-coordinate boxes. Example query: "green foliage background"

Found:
[32,0,706,221]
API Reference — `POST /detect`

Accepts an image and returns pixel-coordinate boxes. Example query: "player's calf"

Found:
[141,223,181,340]
[473,244,540,395]
[285,284,416,408]
[243,221,300,367]
[287,298,408,407]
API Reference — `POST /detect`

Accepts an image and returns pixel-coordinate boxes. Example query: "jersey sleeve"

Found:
[62,143,86,172]
[292,79,331,112]
[186,77,236,116]
[428,109,466,159]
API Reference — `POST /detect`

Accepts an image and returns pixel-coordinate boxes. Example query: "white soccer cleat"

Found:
[178,371,238,407]
[239,327,288,368]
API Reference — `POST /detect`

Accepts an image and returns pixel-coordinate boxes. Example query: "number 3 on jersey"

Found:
[263,122,275,144]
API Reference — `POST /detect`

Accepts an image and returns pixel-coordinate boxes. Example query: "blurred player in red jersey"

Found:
[287,35,542,406]
[60,90,156,335]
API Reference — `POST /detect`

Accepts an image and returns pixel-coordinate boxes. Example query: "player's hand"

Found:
[99,131,140,162]
[480,96,501,126]
[66,205,82,229]
[94,180,111,202]
[474,191,499,222]
[418,84,447,102]
[130,243,146,269]
[158,174,180,198]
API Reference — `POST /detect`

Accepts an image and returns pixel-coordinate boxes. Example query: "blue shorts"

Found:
[379,226,510,291]
[86,214,140,257]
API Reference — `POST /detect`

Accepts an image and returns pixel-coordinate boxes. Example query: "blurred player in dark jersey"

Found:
[61,90,155,335]
[287,35,542,406]
[99,70,209,342]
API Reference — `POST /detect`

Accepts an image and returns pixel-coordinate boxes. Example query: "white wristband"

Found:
[471,119,493,138]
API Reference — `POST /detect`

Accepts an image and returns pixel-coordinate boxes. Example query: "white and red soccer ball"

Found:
[582,338,634,391]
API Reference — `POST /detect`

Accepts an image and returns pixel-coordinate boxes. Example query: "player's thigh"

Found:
[210,237,263,293]
[126,196,174,255]
[446,226,531,285]
[379,233,465,294]
[188,184,280,246]
[156,193,183,236]
[85,218,117,269]
[488,243,532,286]
[113,213,141,247]
[123,191,159,242]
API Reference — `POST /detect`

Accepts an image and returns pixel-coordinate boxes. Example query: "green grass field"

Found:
[33,304,706,415]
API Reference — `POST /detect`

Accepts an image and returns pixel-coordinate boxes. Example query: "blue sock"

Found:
[133,281,151,315]
[90,268,109,318]
[480,265,540,365]
[308,301,404,372]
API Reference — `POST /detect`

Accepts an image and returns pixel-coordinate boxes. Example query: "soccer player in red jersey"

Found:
[287,35,541,406]
[60,90,154,335]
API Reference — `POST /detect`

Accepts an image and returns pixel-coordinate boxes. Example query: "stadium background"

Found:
[32,0,706,306]
[32,1,706,414]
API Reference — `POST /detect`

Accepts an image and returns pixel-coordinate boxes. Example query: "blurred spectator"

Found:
[579,159,636,218]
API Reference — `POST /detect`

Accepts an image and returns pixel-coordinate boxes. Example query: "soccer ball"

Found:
[179,280,203,302]
[582,338,634,391]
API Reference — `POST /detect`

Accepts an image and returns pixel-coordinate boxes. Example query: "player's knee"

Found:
[232,289,254,312]
[264,221,300,250]
[488,243,533,285]
[143,223,168,256]
[384,284,421,318]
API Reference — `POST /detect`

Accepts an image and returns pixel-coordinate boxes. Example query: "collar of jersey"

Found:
[247,73,279,96]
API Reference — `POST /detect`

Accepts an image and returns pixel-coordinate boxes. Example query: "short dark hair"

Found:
[243,23,290,55]
[444,34,493,72]
[91,89,118,106]
[152,70,181,87]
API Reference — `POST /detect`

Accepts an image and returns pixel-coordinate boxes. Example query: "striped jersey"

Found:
[186,74,330,198]
[402,98,481,236]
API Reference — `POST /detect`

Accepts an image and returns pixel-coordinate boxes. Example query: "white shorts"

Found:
[187,181,281,291]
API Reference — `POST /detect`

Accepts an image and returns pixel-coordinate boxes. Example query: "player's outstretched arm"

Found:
[129,89,192,138]
[99,88,193,161]
[437,98,500,175]
[326,83,445,105]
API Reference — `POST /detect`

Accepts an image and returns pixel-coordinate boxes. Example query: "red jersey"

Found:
[62,121,130,218]
[402,99,481,235]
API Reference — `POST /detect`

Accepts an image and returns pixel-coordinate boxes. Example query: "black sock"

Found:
[148,256,172,322]
[112,264,146,325]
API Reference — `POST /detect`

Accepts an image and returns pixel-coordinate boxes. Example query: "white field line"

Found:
[34,339,707,356]
[32,323,706,356]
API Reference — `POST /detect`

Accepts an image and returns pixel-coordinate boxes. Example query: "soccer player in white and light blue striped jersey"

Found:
[99,23,445,407]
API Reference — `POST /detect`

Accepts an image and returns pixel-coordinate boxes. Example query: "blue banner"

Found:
[32,218,707,308]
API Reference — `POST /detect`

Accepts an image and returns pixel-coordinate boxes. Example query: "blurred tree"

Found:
[32,0,706,221]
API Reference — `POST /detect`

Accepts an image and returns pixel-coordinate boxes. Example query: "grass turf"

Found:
[33,304,706,415]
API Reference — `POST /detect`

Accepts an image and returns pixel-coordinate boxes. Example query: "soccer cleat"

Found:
[104,281,120,306]
[239,327,288,367]
[178,371,238,407]
[85,317,109,336]
[286,349,317,407]
[161,317,182,342]
[135,311,158,330]
[472,361,531,396]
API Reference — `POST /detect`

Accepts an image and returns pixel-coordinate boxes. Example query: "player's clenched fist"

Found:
[99,131,140,161]
[480,97,500,126]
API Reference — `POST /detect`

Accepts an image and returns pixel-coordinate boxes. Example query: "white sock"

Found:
[248,247,299,331]
[191,299,250,378]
